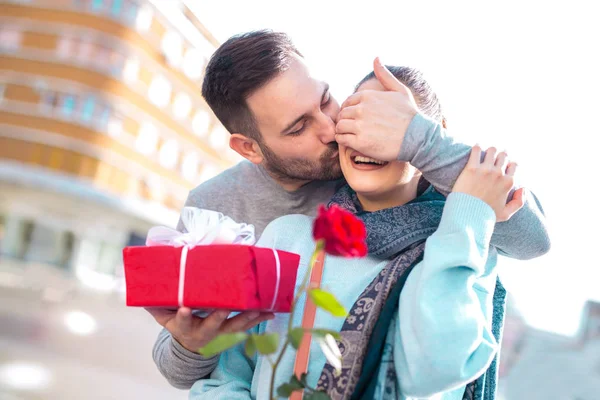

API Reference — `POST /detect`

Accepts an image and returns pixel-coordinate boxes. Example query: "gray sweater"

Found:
[152,113,551,389]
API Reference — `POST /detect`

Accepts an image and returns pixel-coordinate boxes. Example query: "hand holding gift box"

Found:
[123,208,301,312]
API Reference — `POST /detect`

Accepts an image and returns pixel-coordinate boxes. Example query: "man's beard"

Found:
[259,142,343,183]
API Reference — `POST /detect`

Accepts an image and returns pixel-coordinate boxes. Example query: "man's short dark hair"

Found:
[202,30,302,141]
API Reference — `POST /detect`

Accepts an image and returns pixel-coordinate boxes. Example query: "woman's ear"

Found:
[229,133,264,164]
[442,117,448,129]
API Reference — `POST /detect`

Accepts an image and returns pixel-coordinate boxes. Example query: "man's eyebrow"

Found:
[280,83,330,135]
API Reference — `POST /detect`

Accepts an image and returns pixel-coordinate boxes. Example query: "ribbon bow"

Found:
[144,208,265,308]
[146,207,256,248]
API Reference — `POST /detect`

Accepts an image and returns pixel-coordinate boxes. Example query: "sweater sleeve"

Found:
[398,113,551,260]
[394,193,499,397]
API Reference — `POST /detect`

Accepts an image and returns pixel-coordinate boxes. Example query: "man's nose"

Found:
[315,111,337,144]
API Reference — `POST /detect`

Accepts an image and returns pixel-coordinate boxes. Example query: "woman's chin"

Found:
[348,183,384,198]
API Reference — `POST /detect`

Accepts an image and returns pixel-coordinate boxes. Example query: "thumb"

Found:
[499,188,525,221]
[174,307,194,333]
[373,57,410,93]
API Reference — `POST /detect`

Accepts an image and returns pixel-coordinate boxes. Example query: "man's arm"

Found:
[399,113,550,260]
[153,327,219,390]
[335,60,550,260]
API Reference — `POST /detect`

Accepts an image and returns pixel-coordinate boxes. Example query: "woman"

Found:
[190,67,521,400]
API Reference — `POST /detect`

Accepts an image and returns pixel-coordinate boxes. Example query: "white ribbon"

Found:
[178,246,190,307]
[269,249,281,311]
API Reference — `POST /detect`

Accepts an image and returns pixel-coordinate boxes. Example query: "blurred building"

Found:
[0,0,236,292]
[0,2,235,398]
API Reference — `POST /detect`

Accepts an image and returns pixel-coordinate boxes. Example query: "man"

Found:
[147,30,550,390]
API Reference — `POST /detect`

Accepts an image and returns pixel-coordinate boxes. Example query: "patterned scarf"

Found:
[315,183,504,400]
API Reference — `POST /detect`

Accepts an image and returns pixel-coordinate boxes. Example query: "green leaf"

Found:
[308,289,348,317]
[252,332,279,355]
[298,373,308,386]
[305,391,331,400]
[276,375,305,397]
[311,329,342,341]
[198,332,248,357]
[244,335,256,358]
[289,327,305,349]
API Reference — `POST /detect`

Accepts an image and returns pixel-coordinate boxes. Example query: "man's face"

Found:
[246,55,342,182]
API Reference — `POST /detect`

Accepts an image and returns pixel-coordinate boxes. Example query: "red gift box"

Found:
[123,244,300,312]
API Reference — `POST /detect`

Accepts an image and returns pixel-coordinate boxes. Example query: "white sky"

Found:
[186,0,600,335]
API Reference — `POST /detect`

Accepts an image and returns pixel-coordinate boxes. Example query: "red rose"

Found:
[313,204,367,258]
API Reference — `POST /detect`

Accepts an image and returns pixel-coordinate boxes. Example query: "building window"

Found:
[39,91,58,113]
[124,0,140,25]
[110,0,124,17]
[94,45,111,66]
[23,223,62,265]
[172,92,192,120]
[95,105,111,130]
[148,75,172,109]
[56,37,125,76]
[181,152,199,181]
[158,139,179,169]
[81,96,96,123]
[134,4,153,32]
[136,122,159,155]
[60,94,77,118]
[58,231,76,270]
[76,41,95,64]
[56,37,73,59]
[107,116,123,138]
[161,32,184,67]
[91,0,105,12]
[192,111,210,137]
[0,28,22,52]
[96,242,122,275]
[122,58,139,84]
[182,48,205,80]
[108,51,126,76]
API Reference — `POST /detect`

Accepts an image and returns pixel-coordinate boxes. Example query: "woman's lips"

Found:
[348,150,388,171]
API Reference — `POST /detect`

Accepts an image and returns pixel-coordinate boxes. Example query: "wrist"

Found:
[170,335,214,360]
